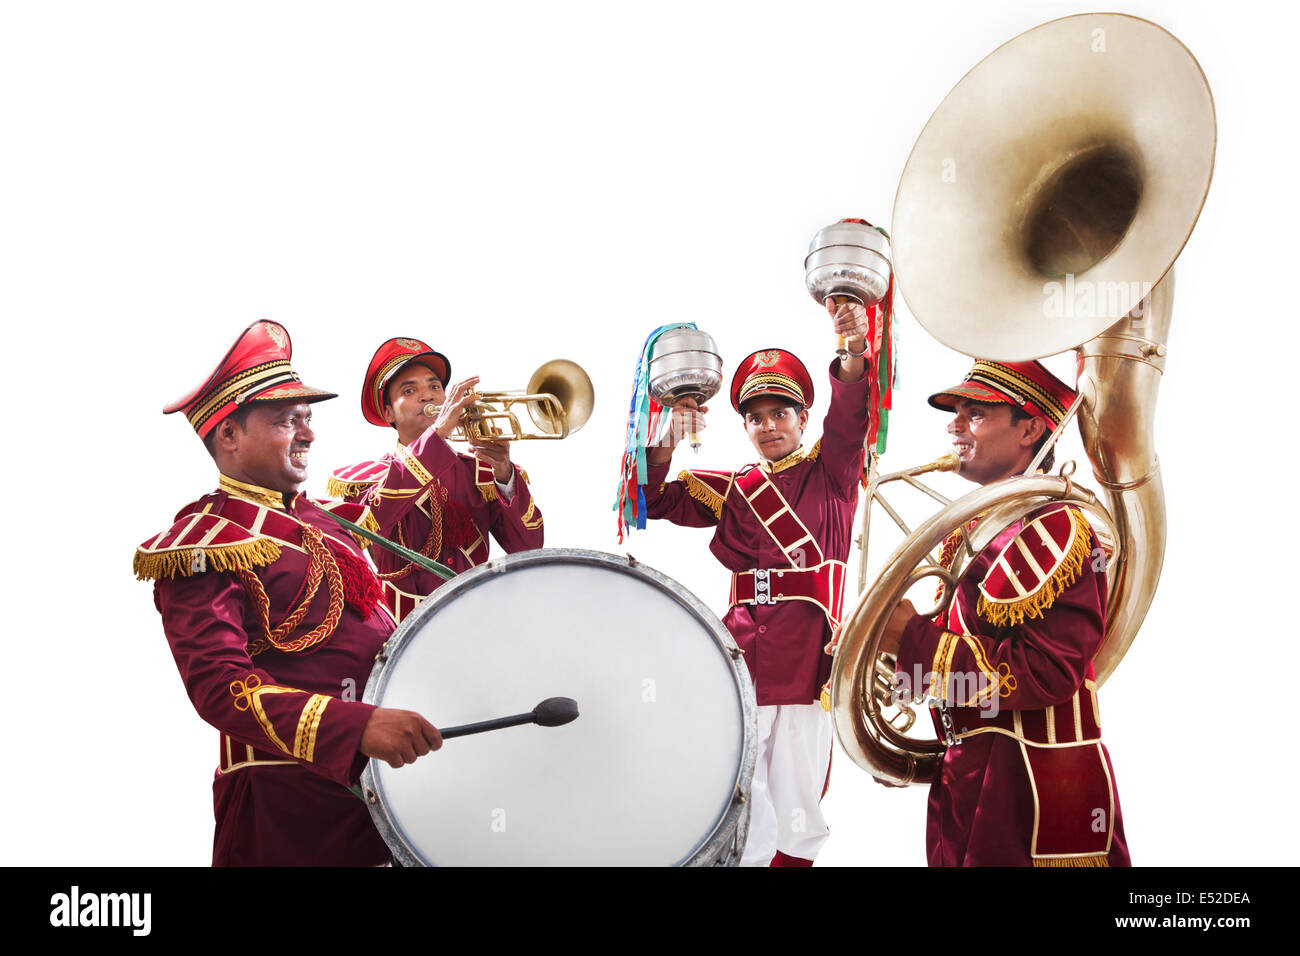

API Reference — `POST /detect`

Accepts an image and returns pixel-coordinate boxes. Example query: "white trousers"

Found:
[740,702,833,866]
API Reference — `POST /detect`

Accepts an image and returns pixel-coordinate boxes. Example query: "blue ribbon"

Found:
[616,322,697,534]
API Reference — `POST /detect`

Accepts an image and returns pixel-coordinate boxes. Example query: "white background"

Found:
[2,0,1294,866]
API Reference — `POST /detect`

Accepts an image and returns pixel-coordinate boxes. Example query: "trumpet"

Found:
[423,359,594,442]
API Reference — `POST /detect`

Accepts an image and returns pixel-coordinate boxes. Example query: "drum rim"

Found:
[359,547,758,867]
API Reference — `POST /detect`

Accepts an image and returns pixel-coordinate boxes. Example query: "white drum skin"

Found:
[361,549,757,866]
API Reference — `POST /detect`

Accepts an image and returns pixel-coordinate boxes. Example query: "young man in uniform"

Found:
[870,359,1131,866]
[640,300,872,866]
[134,320,444,865]
[330,337,544,622]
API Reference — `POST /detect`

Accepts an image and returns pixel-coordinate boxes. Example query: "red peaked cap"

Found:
[927,360,1076,431]
[361,337,453,428]
[163,320,337,439]
[730,348,814,413]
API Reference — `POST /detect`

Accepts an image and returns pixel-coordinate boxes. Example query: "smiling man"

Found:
[329,337,544,622]
[639,299,871,866]
[133,321,442,866]
[872,359,1131,867]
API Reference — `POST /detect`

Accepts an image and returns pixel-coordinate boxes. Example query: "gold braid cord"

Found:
[240,525,345,656]
[932,527,965,608]
[376,483,447,582]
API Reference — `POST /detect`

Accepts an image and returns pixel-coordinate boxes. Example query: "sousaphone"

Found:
[829,13,1216,786]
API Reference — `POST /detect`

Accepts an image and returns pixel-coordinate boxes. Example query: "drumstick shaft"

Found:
[440,712,536,739]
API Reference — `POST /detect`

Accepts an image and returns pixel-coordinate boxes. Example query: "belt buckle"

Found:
[753,568,771,605]
[934,701,960,747]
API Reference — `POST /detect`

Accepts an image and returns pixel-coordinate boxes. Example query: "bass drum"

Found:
[360,548,757,866]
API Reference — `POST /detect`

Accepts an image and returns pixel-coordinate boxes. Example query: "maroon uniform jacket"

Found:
[641,363,870,706]
[331,428,544,621]
[135,476,394,866]
[896,502,1130,867]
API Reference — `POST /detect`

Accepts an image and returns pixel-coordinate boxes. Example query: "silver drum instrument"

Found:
[361,548,757,866]
[804,219,891,307]
[648,326,722,451]
[648,327,722,404]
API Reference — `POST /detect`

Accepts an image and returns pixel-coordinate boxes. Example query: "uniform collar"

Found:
[218,473,295,510]
[760,445,806,475]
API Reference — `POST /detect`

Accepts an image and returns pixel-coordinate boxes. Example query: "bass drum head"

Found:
[362,549,755,866]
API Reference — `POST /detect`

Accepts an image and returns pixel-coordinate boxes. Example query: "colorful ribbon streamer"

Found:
[614,322,697,542]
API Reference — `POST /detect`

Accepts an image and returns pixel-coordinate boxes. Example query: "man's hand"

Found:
[828,297,871,357]
[469,439,512,483]
[879,599,918,658]
[360,707,443,768]
[824,622,843,656]
[825,600,918,658]
[434,376,481,440]
[646,397,707,466]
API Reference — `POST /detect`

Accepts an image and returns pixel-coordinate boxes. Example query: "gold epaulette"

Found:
[806,438,822,462]
[675,469,734,520]
[976,506,1093,627]
[327,460,387,500]
[134,505,282,581]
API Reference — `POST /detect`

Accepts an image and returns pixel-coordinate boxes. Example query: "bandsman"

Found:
[864,359,1131,867]
[639,300,873,866]
[133,321,442,865]
[329,337,544,622]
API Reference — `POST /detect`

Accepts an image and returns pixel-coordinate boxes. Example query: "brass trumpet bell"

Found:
[525,359,594,436]
[424,359,594,442]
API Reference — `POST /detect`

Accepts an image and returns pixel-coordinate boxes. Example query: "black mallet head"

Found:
[533,697,579,727]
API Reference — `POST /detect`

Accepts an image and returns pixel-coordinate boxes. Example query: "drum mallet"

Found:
[440,697,579,739]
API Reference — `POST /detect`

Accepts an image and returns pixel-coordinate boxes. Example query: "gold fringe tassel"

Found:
[477,483,498,503]
[977,510,1092,627]
[133,538,282,581]
[677,470,724,520]
[348,508,382,549]
[327,476,375,499]
[1032,855,1110,867]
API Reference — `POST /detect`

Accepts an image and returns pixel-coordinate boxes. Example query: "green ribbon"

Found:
[324,512,457,581]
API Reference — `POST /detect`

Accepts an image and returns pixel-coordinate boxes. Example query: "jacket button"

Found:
[758,625,767,634]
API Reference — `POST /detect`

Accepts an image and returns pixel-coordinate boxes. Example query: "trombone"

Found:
[423,359,594,442]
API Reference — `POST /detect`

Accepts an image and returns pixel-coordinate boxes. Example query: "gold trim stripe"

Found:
[967,361,1069,423]
[739,372,805,405]
[293,694,330,762]
[187,360,293,427]
[954,726,1103,748]
[220,473,287,510]
[397,443,436,485]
